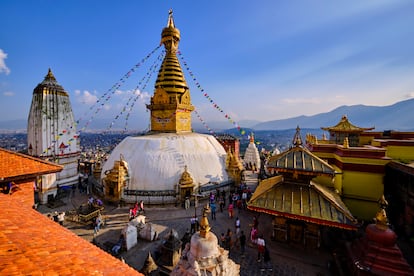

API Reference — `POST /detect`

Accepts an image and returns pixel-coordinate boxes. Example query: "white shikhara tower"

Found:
[27,69,80,203]
[243,133,261,171]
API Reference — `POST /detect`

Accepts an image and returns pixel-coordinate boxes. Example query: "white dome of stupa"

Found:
[101,132,228,192]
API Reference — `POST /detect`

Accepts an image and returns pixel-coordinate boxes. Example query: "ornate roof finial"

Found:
[199,204,211,238]
[292,126,303,147]
[249,132,255,144]
[375,195,389,230]
[167,9,175,28]
[44,68,57,82]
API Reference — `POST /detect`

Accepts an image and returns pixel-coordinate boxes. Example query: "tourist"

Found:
[94,213,102,235]
[57,212,65,226]
[250,227,258,244]
[111,234,125,255]
[210,201,216,220]
[228,203,234,219]
[240,230,246,257]
[184,197,190,209]
[235,217,241,236]
[219,196,224,213]
[190,215,198,234]
[139,200,145,214]
[256,235,265,262]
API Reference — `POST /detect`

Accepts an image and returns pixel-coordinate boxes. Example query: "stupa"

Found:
[345,195,414,275]
[243,133,261,171]
[171,204,240,275]
[27,69,80,204]
[101,10,230,204]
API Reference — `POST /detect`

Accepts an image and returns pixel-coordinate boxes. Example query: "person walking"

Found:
[257,235,265,262]
[94,213,102,235]
[184,197,190,209]
[228,203,234,219]
[210,201,216,220]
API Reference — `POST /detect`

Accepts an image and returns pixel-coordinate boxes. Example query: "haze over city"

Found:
[1,1,414,131]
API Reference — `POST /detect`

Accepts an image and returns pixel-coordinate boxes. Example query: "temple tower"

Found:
[27,68,80,203]
[146,10,194,133]
[243,132,261,171]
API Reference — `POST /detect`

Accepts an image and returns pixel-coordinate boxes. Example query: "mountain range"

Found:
[1,99,413,133]
[249,98,414,131]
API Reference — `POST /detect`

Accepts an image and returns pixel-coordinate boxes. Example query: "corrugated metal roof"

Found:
[267,146,335,176]
[248,176,357,230]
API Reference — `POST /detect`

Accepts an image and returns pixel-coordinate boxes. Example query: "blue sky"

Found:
[1,1,414,131]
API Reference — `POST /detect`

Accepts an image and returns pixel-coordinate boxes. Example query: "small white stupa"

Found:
[243,133,261,171]
[171,205,240,275]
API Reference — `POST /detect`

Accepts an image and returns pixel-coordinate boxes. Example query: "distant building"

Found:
[27,69,81,204]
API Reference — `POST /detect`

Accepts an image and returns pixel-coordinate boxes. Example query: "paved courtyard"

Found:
[38,187,334,276]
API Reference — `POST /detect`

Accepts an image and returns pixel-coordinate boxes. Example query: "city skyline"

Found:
[1,1,414,131]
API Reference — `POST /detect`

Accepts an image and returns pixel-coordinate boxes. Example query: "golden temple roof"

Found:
[267,127,335,176]
[321,115,374,133]
[248,176,357,230]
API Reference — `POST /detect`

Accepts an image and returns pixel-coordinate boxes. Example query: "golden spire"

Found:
[292,126,303,147]
[199,204,211,238]
[375,195,389,230]
[147,10,194,133]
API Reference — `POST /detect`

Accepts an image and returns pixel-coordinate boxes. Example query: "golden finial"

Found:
[375,195,389,230]
[292,126,302,146]
[199,204,211,238]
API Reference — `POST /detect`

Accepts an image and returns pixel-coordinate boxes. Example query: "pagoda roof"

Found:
[321,115,374,133]
[267,127,336,176]
[248,176,358,230]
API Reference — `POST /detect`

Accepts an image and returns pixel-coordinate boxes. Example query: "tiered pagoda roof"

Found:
[321,115,374,133]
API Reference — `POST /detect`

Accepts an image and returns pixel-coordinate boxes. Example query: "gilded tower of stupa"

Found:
[27,69,80,203]
[147,10,194,133]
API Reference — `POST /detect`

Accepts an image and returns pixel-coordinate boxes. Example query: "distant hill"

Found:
[252,98,414,131]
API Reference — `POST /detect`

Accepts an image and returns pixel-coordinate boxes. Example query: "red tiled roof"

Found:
[0,148,63,182]
[0,149,142,275]
[0,185,141,275]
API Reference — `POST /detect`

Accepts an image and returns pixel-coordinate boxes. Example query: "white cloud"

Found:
[75,90,98,105]
[3,91,14,96]
[0,49,11,75]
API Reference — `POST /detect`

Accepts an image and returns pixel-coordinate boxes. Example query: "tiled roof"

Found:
[0,186,141,275]
[267,145,336,176]
[248,176,358,230]
[0,148,63,182]
[0,148,142,275]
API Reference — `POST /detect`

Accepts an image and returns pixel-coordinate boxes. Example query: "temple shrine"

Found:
[248,126,358,248]
[170,204,240,275]
[27,69,81,204]
[345,196,414,275]
[243,133,261,171]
